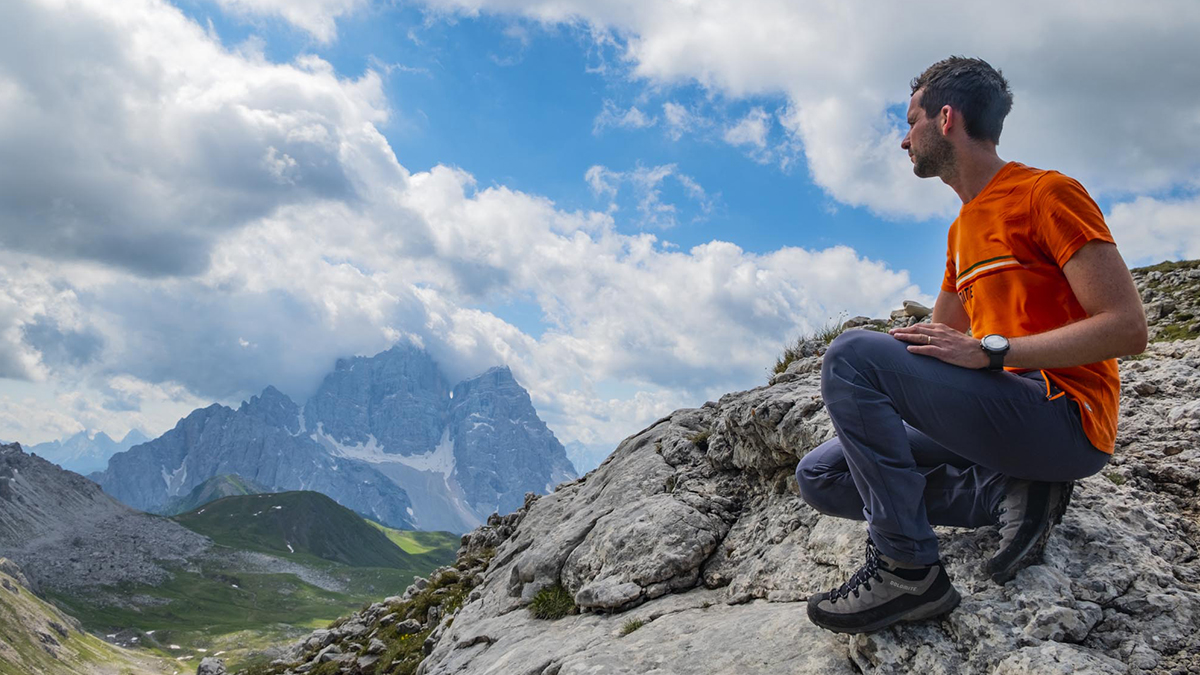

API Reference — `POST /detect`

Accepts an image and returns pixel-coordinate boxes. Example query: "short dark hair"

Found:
[911,56,1013,144]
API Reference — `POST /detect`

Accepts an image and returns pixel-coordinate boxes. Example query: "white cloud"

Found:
[416,0,1200,220]
[211,0,367,42]
[0,0,394,276]
[1106,195,1200,266]
[583,164,713,228]
[593,100,657,134]
[723,107,770,149]
[661,101,699,141]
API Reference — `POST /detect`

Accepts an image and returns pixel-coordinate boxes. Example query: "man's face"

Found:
[901,89,954,179]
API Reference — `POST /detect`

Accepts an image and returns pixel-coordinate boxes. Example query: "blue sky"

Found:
[1,0,1198,467]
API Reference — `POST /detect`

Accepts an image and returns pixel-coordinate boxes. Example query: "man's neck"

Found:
[943,146,1009,205]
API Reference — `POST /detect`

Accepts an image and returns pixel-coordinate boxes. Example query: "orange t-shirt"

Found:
[940,162,1119,454]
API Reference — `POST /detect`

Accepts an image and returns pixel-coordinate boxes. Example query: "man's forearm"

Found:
[1003,310,1147,370]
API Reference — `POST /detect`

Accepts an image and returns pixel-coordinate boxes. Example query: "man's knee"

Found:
[795,447,844,515]
[823,329,890,370]
[821,329,898,397]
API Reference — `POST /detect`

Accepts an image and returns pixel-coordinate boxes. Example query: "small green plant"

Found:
[773,314,847,375]
[1105,472,1126,486]
[620,619,645,636]
[1133,259,1200,275]
[687,429,711,451]
[528,583,576,620]
[1152,323,1200,343]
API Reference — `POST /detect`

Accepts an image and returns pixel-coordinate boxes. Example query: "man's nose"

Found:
[901,134,910,149]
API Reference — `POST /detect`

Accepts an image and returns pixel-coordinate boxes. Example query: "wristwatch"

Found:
[980,334,1010,371]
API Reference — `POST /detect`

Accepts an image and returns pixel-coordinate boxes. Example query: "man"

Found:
[796,56,1147,635]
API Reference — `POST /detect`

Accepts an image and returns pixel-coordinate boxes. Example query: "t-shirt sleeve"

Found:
[940,227,957,293]
[1032,172,1115,268]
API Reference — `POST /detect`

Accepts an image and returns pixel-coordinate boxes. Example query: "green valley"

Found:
[44,492,459,671]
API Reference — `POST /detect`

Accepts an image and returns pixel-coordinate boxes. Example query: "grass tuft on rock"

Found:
[528,583,576,620]
[687,429,711,451]
[619,619,644,636]
[773,316,845,374]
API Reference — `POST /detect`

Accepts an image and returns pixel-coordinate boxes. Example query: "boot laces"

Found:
[830,539,885,603]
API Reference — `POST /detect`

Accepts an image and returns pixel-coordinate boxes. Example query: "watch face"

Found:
[982,334,1008,351]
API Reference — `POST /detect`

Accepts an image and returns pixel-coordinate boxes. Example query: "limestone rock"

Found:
[902,300,932,317]
[196,657,227,675]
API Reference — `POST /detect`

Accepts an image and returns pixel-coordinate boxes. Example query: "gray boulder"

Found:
[196,657,227,675]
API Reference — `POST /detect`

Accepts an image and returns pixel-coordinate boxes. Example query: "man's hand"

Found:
[889,323,988,369]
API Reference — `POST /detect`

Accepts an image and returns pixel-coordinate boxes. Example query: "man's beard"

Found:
[912,130,955,179]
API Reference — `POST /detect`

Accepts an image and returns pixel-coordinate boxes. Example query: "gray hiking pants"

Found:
[795,329,1110,565]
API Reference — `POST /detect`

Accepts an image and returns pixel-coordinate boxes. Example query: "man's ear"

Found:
[940,105,953,136]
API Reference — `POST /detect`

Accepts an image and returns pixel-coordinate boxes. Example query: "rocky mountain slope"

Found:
[94,345,575,533]
[27,429,149,475]
[247,260,1200,675]
[0,558,171,675]
[0,442,211,594]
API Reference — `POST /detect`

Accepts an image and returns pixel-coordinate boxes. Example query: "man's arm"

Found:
[892,241,1147,368]
[931,290,970,333]
[1002,241,1147,368]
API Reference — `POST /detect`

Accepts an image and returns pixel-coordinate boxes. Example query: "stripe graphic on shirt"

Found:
[956,255,1021,289]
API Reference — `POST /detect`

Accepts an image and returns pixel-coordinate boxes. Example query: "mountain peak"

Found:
[240,386,300,432]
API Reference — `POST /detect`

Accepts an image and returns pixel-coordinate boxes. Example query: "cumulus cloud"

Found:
[1106,194,1200,265]
[416,0,1200,219]
[0,0,394,277]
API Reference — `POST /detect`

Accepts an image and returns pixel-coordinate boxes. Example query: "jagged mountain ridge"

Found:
[92,386,417,529]
[27,428,148,475]
[94,345,576,533]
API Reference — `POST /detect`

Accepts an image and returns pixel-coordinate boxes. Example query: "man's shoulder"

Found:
[1014,164,1089,201]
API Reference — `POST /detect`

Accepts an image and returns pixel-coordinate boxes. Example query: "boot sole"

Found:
[988,481,1074,585]
[813,585,962,635]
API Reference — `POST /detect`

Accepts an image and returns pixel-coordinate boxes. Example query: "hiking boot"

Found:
[807,538,961,634]
[986,479,1074,584]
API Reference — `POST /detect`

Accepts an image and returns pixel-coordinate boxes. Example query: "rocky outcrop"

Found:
[255,261,1200,675]
[0,443,211,594]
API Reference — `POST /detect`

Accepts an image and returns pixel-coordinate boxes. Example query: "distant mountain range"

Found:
[91,345,577,533]
[27,429,149,475]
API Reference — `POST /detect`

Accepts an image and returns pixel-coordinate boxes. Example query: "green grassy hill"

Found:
[366,520,460,559]
[0,561,171,675]
[159,473,270,516]
[174,491,409,568]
